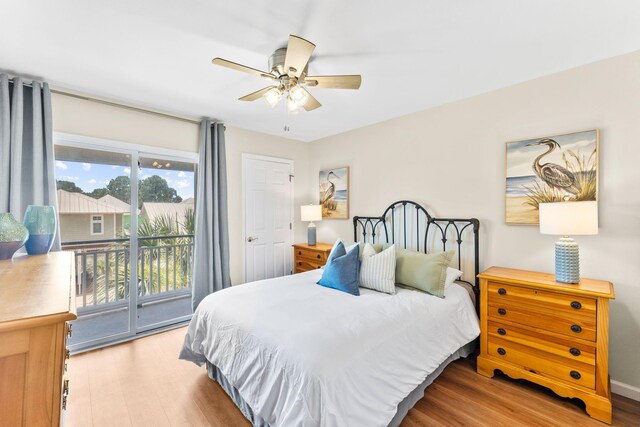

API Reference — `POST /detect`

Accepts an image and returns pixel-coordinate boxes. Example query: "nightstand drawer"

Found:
[295,247,328,262]
[488,336,595,389]
[487,320,595,366]
[488,282,596,317]
[295,259,324,271]
[487,302,596,341]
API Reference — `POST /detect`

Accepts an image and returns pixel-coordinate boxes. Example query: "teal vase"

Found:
[23,205,57,255]
[0,213,29,260]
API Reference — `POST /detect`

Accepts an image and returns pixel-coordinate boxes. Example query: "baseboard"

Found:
[611,379,640,401]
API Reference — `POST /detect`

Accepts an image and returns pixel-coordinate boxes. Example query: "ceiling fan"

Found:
[212,35,362,112]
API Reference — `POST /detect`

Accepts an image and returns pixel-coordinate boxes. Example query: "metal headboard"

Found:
[353,200,480,303]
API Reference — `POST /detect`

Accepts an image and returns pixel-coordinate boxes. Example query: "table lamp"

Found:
[539,201,598,284]
[301,204,322,246]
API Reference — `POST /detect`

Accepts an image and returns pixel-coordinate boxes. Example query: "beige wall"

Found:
[308,50,640,389]
[52,96,310,285]
[52,94,200,152]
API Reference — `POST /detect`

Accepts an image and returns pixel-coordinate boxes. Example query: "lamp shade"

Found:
[539,201,598,236]
[301,205,322,222]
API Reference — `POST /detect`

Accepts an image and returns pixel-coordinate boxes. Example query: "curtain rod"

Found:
[6,75,202,125]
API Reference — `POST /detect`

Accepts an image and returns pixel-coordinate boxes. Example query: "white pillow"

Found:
[360,243,396,294]
[445,267,463,288]
[329,239,361,260]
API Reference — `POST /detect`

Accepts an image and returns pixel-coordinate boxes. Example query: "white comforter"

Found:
[180,269,480,427]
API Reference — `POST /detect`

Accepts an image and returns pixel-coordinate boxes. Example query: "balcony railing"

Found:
[62,235,194,314]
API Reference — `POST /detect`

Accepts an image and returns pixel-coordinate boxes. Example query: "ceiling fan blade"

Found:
[301,89,321,111]
[284,35,315,78]
[212,58,275,80]
[239,86,277,101]
[304,75,362,89]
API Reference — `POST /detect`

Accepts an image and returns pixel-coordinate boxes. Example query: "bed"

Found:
[180,200,481,426]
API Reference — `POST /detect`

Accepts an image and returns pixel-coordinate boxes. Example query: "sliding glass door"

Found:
[54,139,197,352]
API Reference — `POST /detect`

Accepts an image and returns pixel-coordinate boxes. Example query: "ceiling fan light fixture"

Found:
[287,97,301,114]
[289,86,309,106]
[263,87,282,107]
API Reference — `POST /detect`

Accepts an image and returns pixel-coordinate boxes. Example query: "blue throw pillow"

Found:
[317,242,361,296]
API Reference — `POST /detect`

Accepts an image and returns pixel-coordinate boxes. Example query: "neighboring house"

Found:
[57,189,129,243]
[140,200,194,233]
[99,194,132,230]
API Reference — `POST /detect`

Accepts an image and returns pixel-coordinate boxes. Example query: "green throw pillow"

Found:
[395,248,455,298]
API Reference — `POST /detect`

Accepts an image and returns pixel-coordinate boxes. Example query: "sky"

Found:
[55,160,195,200]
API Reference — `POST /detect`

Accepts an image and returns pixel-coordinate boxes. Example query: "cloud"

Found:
[60,175,79,181]
[173,180,190,189]
[123,167,131,174]
[88,179,97,184]
[178,171,186,178]
[56,161,68,170]
[104,179,110,185]
[82,163,91,171]
[165,171,171,176]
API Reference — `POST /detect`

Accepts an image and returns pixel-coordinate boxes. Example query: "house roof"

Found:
[98,195,131,212]
[140,201,194,226]
[57,190,128,214]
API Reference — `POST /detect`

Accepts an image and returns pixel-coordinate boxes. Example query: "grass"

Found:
[524,147,597,209]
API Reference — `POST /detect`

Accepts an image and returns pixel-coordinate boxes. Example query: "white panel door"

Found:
[244,156,293,283]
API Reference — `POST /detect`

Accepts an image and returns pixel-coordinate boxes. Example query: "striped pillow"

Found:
[359,243,396,294]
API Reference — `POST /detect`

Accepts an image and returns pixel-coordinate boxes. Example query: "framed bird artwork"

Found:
[505,129,598,225]
[319,167,349,219]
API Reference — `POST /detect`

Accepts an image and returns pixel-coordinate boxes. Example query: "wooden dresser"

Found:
[477,267,615,424]
[293,243,333,273]
[0,252,77,426]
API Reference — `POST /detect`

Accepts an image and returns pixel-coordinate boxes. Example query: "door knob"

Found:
[247,236,259,242]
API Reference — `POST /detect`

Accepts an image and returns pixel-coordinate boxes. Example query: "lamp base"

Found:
[307,223,317,246]
[555,236,580,284]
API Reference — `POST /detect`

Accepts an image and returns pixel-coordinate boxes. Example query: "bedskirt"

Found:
[206,341,476,427]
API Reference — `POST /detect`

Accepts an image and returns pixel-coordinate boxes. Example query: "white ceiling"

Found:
[2,1,640,142]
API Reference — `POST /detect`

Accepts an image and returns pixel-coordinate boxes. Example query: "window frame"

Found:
[90,214,104,235]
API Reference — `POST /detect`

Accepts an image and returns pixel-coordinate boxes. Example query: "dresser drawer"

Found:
[487,301,596,341]
[488,335,595,389]
[295,247,328,262]
[488,282,596,317]
[487,320,595,366]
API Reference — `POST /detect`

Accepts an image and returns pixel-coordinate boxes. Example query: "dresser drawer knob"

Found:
[570,370,581,380]
[317,254,321,259]
[497,308,506,315]
[497,328,506,335]
[570,301,582,310]
[497,348,506,356]
[571,324,582,333]
[298,262,302,266]
[569,347,581,357]
[298,251,302,255]
[498,288,507,295]
[317,266,321,269]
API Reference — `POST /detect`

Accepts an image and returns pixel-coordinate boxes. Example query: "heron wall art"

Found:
[319,167,349,219]
[505,129,598,225]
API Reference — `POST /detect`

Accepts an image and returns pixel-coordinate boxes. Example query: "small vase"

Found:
[23,205,57,255]
[0,213,29,260]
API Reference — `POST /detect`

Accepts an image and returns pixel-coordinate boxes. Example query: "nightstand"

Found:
[477,267,615,424]
[293,243,333,273]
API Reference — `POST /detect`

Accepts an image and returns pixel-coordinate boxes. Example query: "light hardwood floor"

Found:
[66,327,640,427]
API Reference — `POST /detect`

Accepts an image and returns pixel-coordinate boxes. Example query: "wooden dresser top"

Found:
[0,252,77,330]
[478,266,614,299]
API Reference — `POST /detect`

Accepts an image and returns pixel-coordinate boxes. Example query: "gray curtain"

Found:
[0,74,60,250]
[192,120,230,310]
